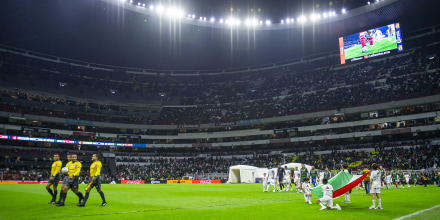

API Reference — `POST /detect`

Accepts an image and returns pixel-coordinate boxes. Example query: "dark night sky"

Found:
[0,0,438,70]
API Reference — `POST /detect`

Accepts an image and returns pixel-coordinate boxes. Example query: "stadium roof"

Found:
[0,0,438,70]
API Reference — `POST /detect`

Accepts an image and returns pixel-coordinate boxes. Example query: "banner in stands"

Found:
[178,124,200,128]
[167,180,179,184]
[144,180,167,184]
[192,179,221,184]
[179,180,192,184]
[73,131,96,137]
[23,127,50,133]
[217,122,236,126]
[121,180,145,184]
[65,118,93,125]
[381,128,411,135]
[236,119,260,125]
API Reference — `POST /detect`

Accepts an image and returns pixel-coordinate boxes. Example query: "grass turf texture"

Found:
[0,184,439,220]
[344,37,397,60]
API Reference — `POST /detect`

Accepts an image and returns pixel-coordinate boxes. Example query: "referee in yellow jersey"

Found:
[46,154,62,204]
[78,154,107,207]
[57,154,84,206]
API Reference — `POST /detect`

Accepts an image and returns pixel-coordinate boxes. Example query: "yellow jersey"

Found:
[90,161,102,177]
[50,160,62,176]
[67,161,82,177]
[364,169,370,181]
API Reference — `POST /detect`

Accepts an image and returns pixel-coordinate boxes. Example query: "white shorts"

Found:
[319,196,333,206]
[263,182,268,187]
[284,178,291,184]
[371,187,381,194]
[270,178,275,185]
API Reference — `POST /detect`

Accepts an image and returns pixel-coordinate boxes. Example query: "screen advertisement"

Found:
[339,22,403,64]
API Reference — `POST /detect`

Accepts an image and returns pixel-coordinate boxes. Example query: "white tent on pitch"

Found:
[228,165,259,183]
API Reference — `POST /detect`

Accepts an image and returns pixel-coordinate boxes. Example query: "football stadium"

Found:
[0,0,440,219]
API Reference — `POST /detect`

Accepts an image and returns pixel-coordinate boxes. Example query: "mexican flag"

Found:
[311,171,370,199]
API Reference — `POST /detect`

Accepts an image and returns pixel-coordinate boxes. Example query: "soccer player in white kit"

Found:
[316,178,341,210]
[342,163,351,203]
[268,166,277,192]
[404,172,410,188]
[369,163,383,209]
[302,177,312,204]
[284,166,292,191]
[263,172,269,192]
[385,174,392,189]
[294,174,301,193]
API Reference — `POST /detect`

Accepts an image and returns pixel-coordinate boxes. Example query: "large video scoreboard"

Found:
[339,22,403,64]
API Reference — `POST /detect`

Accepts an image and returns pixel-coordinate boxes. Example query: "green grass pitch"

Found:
[344,37,397,60]
[0,184,439,220]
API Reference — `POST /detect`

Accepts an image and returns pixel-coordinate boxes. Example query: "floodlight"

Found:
[235,19,240,25]
[157,5,163,14]
[210,17,215,22]
[265,20,271,25]
[149,5,154,10]
[130,0,133,3]
[142,4,145,7]
[286,18,290,23]
[368,1,371,5]
[192,14,195,18]
[281,20,284,23]
[137,2,141,6]
[203,17,206,21]
[323,12,328,18]
[342,8,346,13]
[219,18,224,23]
[259,20,263,25]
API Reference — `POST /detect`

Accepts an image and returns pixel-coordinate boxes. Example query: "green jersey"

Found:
[410,172,417,179]
[398,171,404,180]
[324,171,331,180]
[392,171,398,179]
[380,169,385,178]
[310,169,318,178]
[300,168,308,178]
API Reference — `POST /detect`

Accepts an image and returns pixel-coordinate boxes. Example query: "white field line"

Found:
[393,204,440,220]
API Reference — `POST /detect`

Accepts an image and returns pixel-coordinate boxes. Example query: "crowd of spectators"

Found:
[114,142,440,181]
[1,38,439,125]
[1,140,439,182]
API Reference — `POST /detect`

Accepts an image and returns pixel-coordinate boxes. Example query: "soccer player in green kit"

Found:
[410,169,418,187]
[300,164,308,190]
[398,169,404,188]
[323,167,331,181]
[391,169,399,189]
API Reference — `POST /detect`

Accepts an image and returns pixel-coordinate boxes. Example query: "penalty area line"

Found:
[393,204,440,220]
[37,198,300,219]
